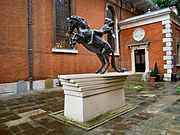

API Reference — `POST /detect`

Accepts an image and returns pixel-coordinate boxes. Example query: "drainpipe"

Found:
[28,0,33,90]
[118,0,123,68]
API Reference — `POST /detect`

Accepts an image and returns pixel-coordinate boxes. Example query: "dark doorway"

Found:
[135,49,145,72]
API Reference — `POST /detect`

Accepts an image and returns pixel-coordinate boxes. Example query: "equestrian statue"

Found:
[67,15,123,74]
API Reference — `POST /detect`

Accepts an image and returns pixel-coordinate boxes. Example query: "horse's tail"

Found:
[110,49,123,73]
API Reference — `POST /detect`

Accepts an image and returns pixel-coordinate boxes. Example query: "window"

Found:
[105,4,119,55]
[177,39,180,66]
[106,5,115,51]
[53,0,72,50]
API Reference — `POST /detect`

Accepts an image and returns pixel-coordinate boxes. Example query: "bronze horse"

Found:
[67,15,123,74]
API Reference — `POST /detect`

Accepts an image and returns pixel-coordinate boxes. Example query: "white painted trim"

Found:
[166,51,172,56]
[52,48,78,54]
[119,8,171,25]
[119,8,180,30]
[166,42,172,47]
[162,20,172,25]
[164,64,173,69]
[165,33,172,38]
[115,18,120,55]
[114,53,120,56]
[162,18,174,81]
[163,37,172,43]
[119,8,172,30]
[167,69,172,74]
[131,49,135,73]
[105,3,120,55]
[165,24,171,29]
[162,28,172,34]
[166,60,173,65]
[130,45,149,73]
[163,47,173,51]
[164,73,171,78]
[163,56,173,60]
[120,16,168,30]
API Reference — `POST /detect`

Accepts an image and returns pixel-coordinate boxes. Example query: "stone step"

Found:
[58,72,132,122]
[126,73,143,83]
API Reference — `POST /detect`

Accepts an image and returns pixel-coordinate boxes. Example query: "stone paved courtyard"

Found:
[0,82,179,135]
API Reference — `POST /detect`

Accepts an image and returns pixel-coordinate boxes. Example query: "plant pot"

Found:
[149,76,156,82]
[155,74,162,82]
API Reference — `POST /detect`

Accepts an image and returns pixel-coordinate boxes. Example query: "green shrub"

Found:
[150,70,155,77]
[153,62,160,75]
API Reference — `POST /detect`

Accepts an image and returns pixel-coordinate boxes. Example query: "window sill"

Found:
[52,48,78,54]
[176,64,180,67]
[109,53,120,56]
[114,53,120,56]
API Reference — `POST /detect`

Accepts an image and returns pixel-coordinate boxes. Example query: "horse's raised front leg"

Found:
[70,38,76,49]
[96,53,105,74]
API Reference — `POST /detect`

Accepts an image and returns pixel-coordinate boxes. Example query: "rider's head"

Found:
[104,18,112,24]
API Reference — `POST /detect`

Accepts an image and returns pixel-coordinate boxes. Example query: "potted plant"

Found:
[149,62,161,82]
[154,62,162,82]
[149,70,156,82]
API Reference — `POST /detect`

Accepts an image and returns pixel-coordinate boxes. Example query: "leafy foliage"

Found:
[150,62,160,77]
[151,0,180,15]
[150,70,155,77]
[153,62,159,75]
[128,84,143,90]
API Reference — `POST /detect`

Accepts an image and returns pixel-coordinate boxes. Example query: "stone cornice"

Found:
[119,8,180,30]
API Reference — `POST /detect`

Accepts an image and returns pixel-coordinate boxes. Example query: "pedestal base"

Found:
[49,104,136,130]
[59,72,132,122]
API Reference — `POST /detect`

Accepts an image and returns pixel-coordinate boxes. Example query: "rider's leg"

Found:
[70,33,77,48]
[70,38,76,49]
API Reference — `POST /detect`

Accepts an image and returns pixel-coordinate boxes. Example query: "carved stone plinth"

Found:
[59,72,131,122]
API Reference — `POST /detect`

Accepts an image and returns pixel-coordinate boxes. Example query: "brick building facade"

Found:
[119,8,180,81]
[0,0,179,92]
[0,0,139,84]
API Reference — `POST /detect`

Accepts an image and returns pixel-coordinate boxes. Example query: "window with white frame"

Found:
[53,0,71,50]
[106,5,116,52]
[105,4,119,55]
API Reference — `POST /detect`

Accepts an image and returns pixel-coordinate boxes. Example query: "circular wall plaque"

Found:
[133,28,145,42]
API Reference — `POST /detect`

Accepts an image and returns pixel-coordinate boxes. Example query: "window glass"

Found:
[54,0,71,49]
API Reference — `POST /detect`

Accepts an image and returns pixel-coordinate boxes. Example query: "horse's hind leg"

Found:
[100,53,110,74]
[96,53,105,74]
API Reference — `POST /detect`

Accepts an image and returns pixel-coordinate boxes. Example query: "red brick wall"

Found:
[32,0,105,80]
[120,22,164,73]
[0,0,29,83]
[0,0,136,83]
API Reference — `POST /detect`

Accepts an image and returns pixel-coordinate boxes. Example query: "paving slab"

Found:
[0,82,179,135]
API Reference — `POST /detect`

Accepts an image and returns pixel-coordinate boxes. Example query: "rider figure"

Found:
[88,18,115,45]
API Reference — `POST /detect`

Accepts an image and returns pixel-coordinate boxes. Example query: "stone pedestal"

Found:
[59,72,131,122]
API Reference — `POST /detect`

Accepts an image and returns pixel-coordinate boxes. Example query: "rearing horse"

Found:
[67,15,122,74]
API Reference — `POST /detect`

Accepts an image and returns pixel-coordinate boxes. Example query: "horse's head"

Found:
[67,16,78,34]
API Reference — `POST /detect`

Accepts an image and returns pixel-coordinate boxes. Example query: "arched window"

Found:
[53,0,71,49]
[106,5,115,51]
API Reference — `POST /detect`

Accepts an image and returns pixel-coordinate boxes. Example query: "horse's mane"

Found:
[70,15,82,21]
[70,15,90,29]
